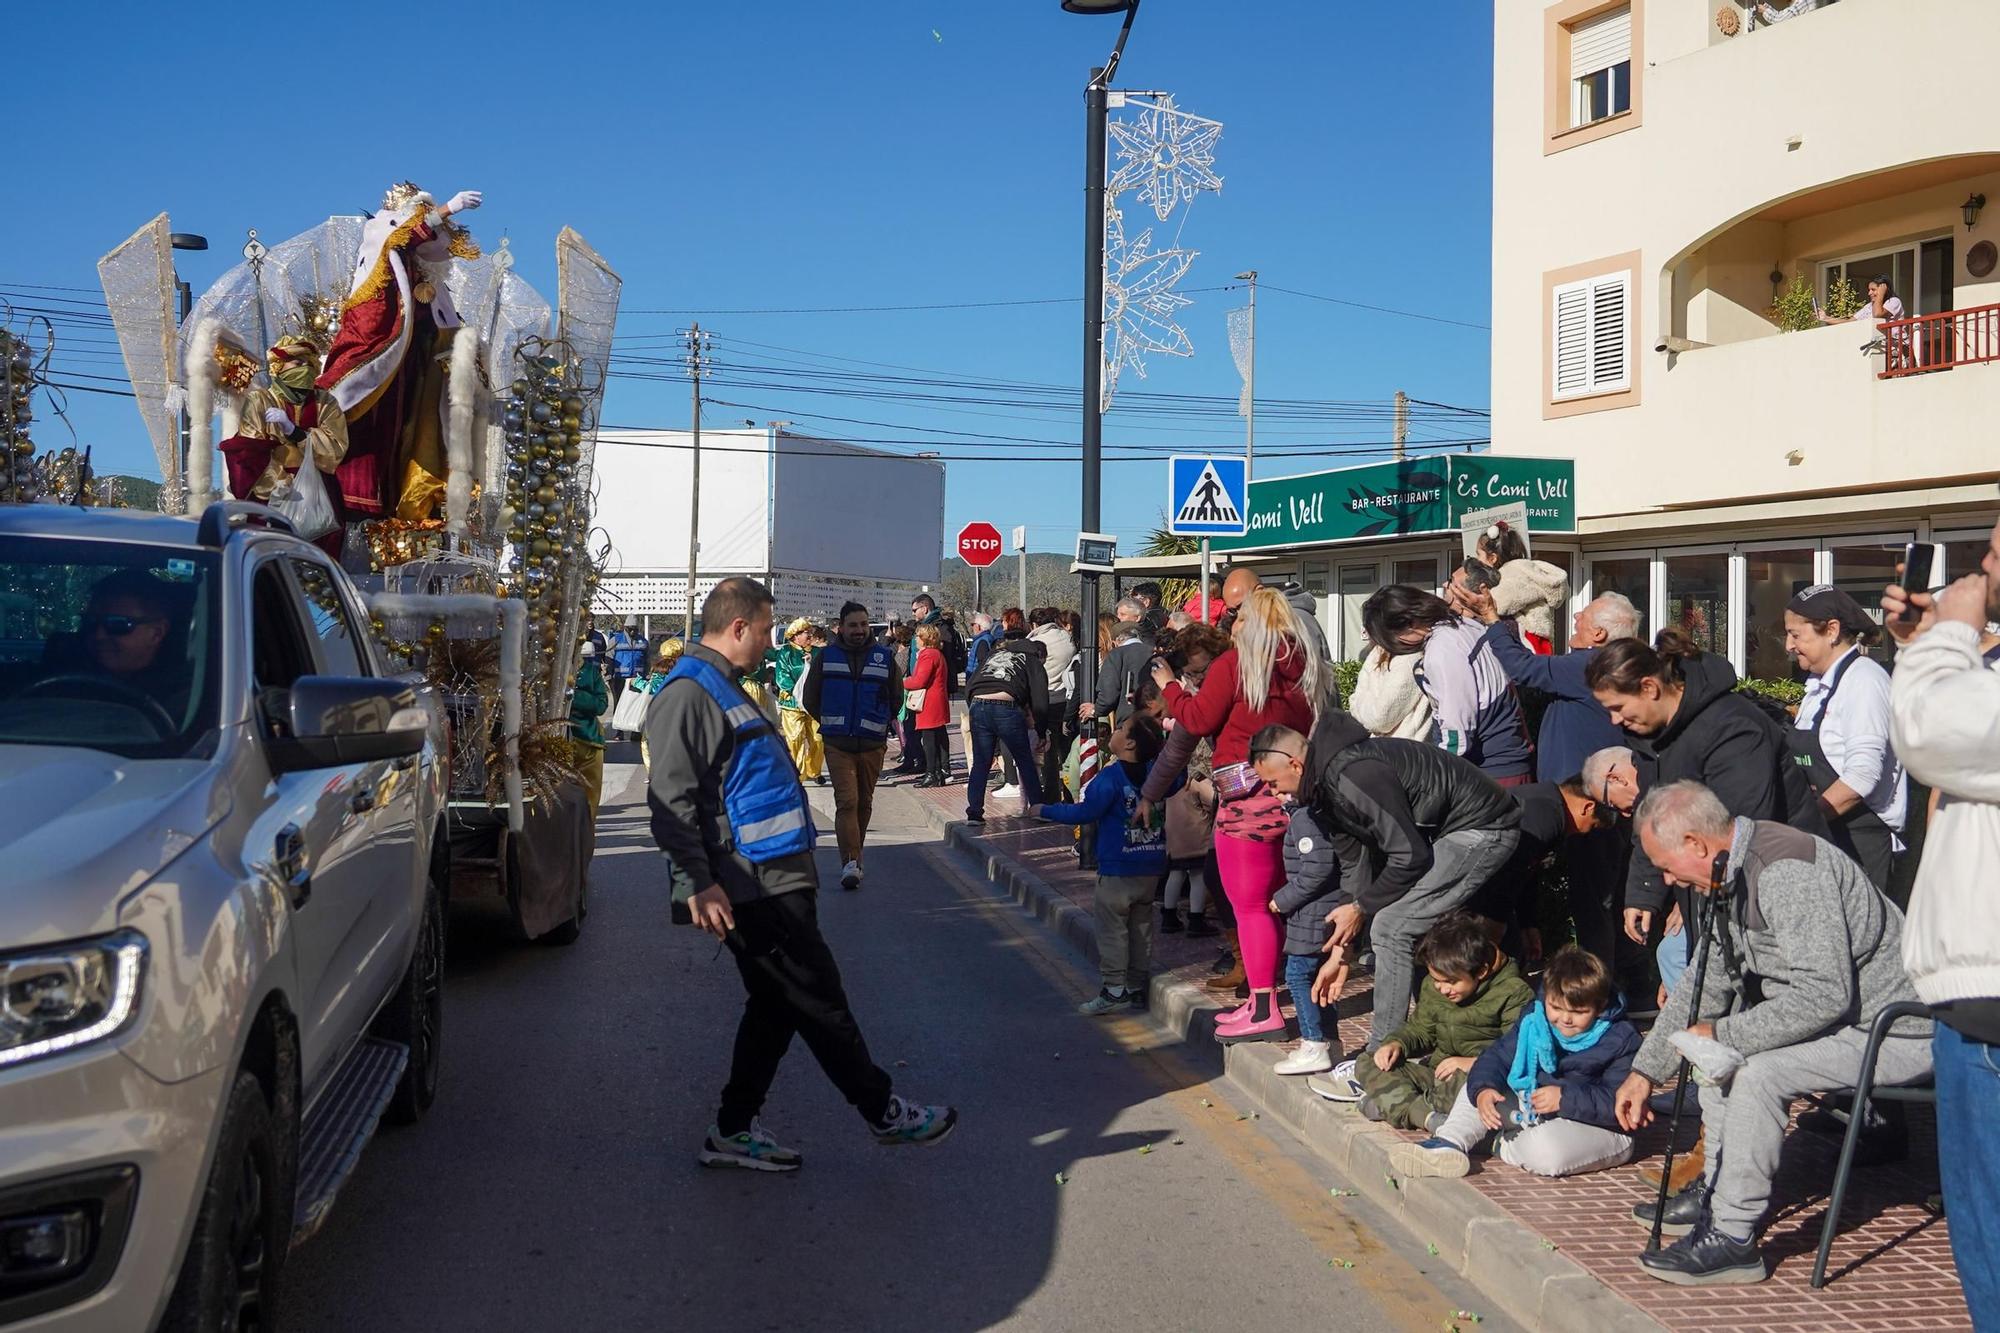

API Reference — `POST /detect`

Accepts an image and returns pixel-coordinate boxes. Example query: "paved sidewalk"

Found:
[891,767,1968,1333]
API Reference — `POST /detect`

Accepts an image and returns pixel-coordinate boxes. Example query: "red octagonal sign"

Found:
[957,521,1004,568]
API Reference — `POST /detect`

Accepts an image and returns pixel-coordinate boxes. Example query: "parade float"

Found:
[96,186,622,941]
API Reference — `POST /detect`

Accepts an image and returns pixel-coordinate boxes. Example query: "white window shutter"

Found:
[1589,275,1630,392]
[1553,282,1590,398]
[1570,6,1632,79]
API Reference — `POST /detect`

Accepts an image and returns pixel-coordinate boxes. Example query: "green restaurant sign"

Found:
[1211,454,1576,554]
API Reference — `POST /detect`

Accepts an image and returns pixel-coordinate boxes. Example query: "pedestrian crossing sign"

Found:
[1167,455,1249,536]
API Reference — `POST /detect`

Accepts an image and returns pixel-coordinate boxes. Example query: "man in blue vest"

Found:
[804,600,905,892]
[648,577,956,1171]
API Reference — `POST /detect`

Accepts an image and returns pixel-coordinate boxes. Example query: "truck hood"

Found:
[0,745,221,946]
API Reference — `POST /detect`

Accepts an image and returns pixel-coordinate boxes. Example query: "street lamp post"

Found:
[169,232,208,507]
[1064,0,1140,738]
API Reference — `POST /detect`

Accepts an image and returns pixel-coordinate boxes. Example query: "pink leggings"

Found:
[1215,830,1285,991]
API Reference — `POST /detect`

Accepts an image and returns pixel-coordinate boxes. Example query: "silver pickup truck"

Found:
[0,501,448,1330]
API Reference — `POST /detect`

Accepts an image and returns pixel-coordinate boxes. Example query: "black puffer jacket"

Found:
[1624,652,1828,916]
[1302,709,1520,915]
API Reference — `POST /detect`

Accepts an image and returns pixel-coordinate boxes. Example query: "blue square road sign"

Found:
[1167,455,1249,537]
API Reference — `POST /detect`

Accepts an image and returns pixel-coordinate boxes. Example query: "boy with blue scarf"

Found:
[1391,946,1640,1179]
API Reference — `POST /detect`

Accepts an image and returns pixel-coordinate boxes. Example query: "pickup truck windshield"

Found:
[0,536,221,758]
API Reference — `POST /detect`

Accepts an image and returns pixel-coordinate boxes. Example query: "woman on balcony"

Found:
[1817,275,1904,326]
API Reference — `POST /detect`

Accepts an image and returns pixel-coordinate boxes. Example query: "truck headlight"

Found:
[0,932,146,1070]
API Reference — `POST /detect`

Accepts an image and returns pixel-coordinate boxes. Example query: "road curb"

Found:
[921,803,1665,1333]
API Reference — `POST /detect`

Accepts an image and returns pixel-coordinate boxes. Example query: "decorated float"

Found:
[96,185,622,942]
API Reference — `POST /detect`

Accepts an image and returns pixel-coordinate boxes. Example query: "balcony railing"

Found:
[1877,303,2000,379]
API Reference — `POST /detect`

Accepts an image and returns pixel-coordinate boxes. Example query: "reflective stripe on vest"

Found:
[665,655,817,863]
[816,643,896,739]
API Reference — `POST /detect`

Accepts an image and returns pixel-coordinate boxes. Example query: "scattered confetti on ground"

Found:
[1054,1172,1067,1186]
[1198,1098,1212,1108]
[1137,1145,1152,1155]
[1427,1243,1439,1256]
[1328,1258,1355,1270]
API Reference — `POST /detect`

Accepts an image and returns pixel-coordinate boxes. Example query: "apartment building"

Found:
[1119,0,1996,676]
[1491,0,2000,679]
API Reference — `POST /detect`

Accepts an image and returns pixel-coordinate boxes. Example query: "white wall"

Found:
[770,435,945,583]
[591,428,772,576]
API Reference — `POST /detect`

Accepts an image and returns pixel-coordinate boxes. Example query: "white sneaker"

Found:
[1305,1058,1366,1102]
[1274,1040,1334,1076]
[992,784,1021,800]
[840,860,863,891]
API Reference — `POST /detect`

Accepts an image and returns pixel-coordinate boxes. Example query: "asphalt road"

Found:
[282,753,1514,1332]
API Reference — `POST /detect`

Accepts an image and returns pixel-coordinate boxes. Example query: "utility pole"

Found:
[1237,268,1257,478]
[1393,388,1409,463]
[680,324,711,640]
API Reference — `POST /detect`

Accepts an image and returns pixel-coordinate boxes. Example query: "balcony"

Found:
[1879,303,2000,379]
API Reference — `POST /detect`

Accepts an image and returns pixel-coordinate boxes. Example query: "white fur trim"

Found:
[445,329,479,534]
[185,318,222,506]
[1493,559,1571,644]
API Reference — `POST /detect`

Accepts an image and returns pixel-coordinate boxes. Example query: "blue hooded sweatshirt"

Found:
[1039,761,1182,878]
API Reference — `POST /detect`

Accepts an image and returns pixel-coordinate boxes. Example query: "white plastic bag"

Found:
[611,679,652,733]
[269,464,338,541]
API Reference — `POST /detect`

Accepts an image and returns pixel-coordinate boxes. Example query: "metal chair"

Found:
[1810,1000,1937,1289]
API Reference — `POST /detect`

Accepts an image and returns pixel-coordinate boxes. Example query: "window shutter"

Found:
[1553,282,1590,398]
[1569,6,1632,79]
[1589,275,1630,392]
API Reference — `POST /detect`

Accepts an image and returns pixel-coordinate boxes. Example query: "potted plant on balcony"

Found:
[1770,273,1859,331]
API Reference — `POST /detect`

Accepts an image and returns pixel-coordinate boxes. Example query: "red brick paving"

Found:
[895,770,1972,1331]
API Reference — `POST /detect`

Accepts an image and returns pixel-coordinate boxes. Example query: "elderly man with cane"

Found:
[1611,780,1930,1286]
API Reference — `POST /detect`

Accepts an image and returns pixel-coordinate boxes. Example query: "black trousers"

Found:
[1037,700,1068,801]
[719,891,894,1134]
[920,726,951,783]
[1564,824,1651,992]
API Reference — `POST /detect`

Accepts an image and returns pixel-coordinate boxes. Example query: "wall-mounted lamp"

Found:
[1769,269,1785,287]
[1963,193,1986,231]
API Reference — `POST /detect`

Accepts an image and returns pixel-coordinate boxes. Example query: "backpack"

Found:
[938,620,968,691]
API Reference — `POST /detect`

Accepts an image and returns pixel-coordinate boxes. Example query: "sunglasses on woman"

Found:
[81,613,162,637]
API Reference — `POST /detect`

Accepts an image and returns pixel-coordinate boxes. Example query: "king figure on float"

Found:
[221,335,350,558]
[316,183,482,522]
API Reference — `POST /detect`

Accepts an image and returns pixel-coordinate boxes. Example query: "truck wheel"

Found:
[378,875,445,1124]
[161,1072,287,1332]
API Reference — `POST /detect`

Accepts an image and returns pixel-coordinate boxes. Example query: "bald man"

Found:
[1220,567,1333,667]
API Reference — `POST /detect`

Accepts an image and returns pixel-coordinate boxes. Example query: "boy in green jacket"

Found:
[1356,913,1534,1130]
[569,642,611,816]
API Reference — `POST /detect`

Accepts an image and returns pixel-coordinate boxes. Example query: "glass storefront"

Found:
[1665,551,1730,658]
[1394,556,1440,592]
[1742,547,1815,682]
[1827,538,1909,664]
[1590,556,1651,635]
[1337,563,1376,662]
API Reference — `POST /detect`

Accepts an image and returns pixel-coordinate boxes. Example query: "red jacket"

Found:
[1161,643,1315,769]
[1182,595,1227,626]
[904,646,952,729]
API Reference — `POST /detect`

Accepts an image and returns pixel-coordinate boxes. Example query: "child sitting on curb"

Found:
[1032,714,1180,1016]
[1268,802,1348,1071]
[1389,945,1640,1179]
[1344,913,1534,1119]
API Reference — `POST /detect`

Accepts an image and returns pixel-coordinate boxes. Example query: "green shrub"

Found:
[1770,273,1858,332]
[1736,676,1805,712]
[1331,657,1362,705]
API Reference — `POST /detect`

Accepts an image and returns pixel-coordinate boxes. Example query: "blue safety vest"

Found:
[815,643,896,741]
[665,655,816,863]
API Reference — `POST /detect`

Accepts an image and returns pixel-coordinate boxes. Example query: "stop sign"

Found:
[957,521,1004,568]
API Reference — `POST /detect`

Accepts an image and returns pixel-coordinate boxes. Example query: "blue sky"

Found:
[4,0,1493,556]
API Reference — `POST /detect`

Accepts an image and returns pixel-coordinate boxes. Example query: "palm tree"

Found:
[1140,515,1200,614]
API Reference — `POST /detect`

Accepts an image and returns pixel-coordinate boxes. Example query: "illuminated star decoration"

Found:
[1107,95,1224,222]
[1101,203,1196,412]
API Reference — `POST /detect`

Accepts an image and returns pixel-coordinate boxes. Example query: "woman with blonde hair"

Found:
[636,636,685,769]
[1149,586,1328,1041]
[903,621,955,786]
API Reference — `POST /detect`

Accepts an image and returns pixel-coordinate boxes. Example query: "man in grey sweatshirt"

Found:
[1611,781,1930,1287]
[647,577,956,1170]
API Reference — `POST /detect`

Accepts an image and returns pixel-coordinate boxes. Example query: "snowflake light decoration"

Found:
[1107,95,1224,222]
[1101,204,1196,411]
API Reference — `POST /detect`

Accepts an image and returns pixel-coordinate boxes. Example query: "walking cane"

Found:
[1645,850,1727,1253]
